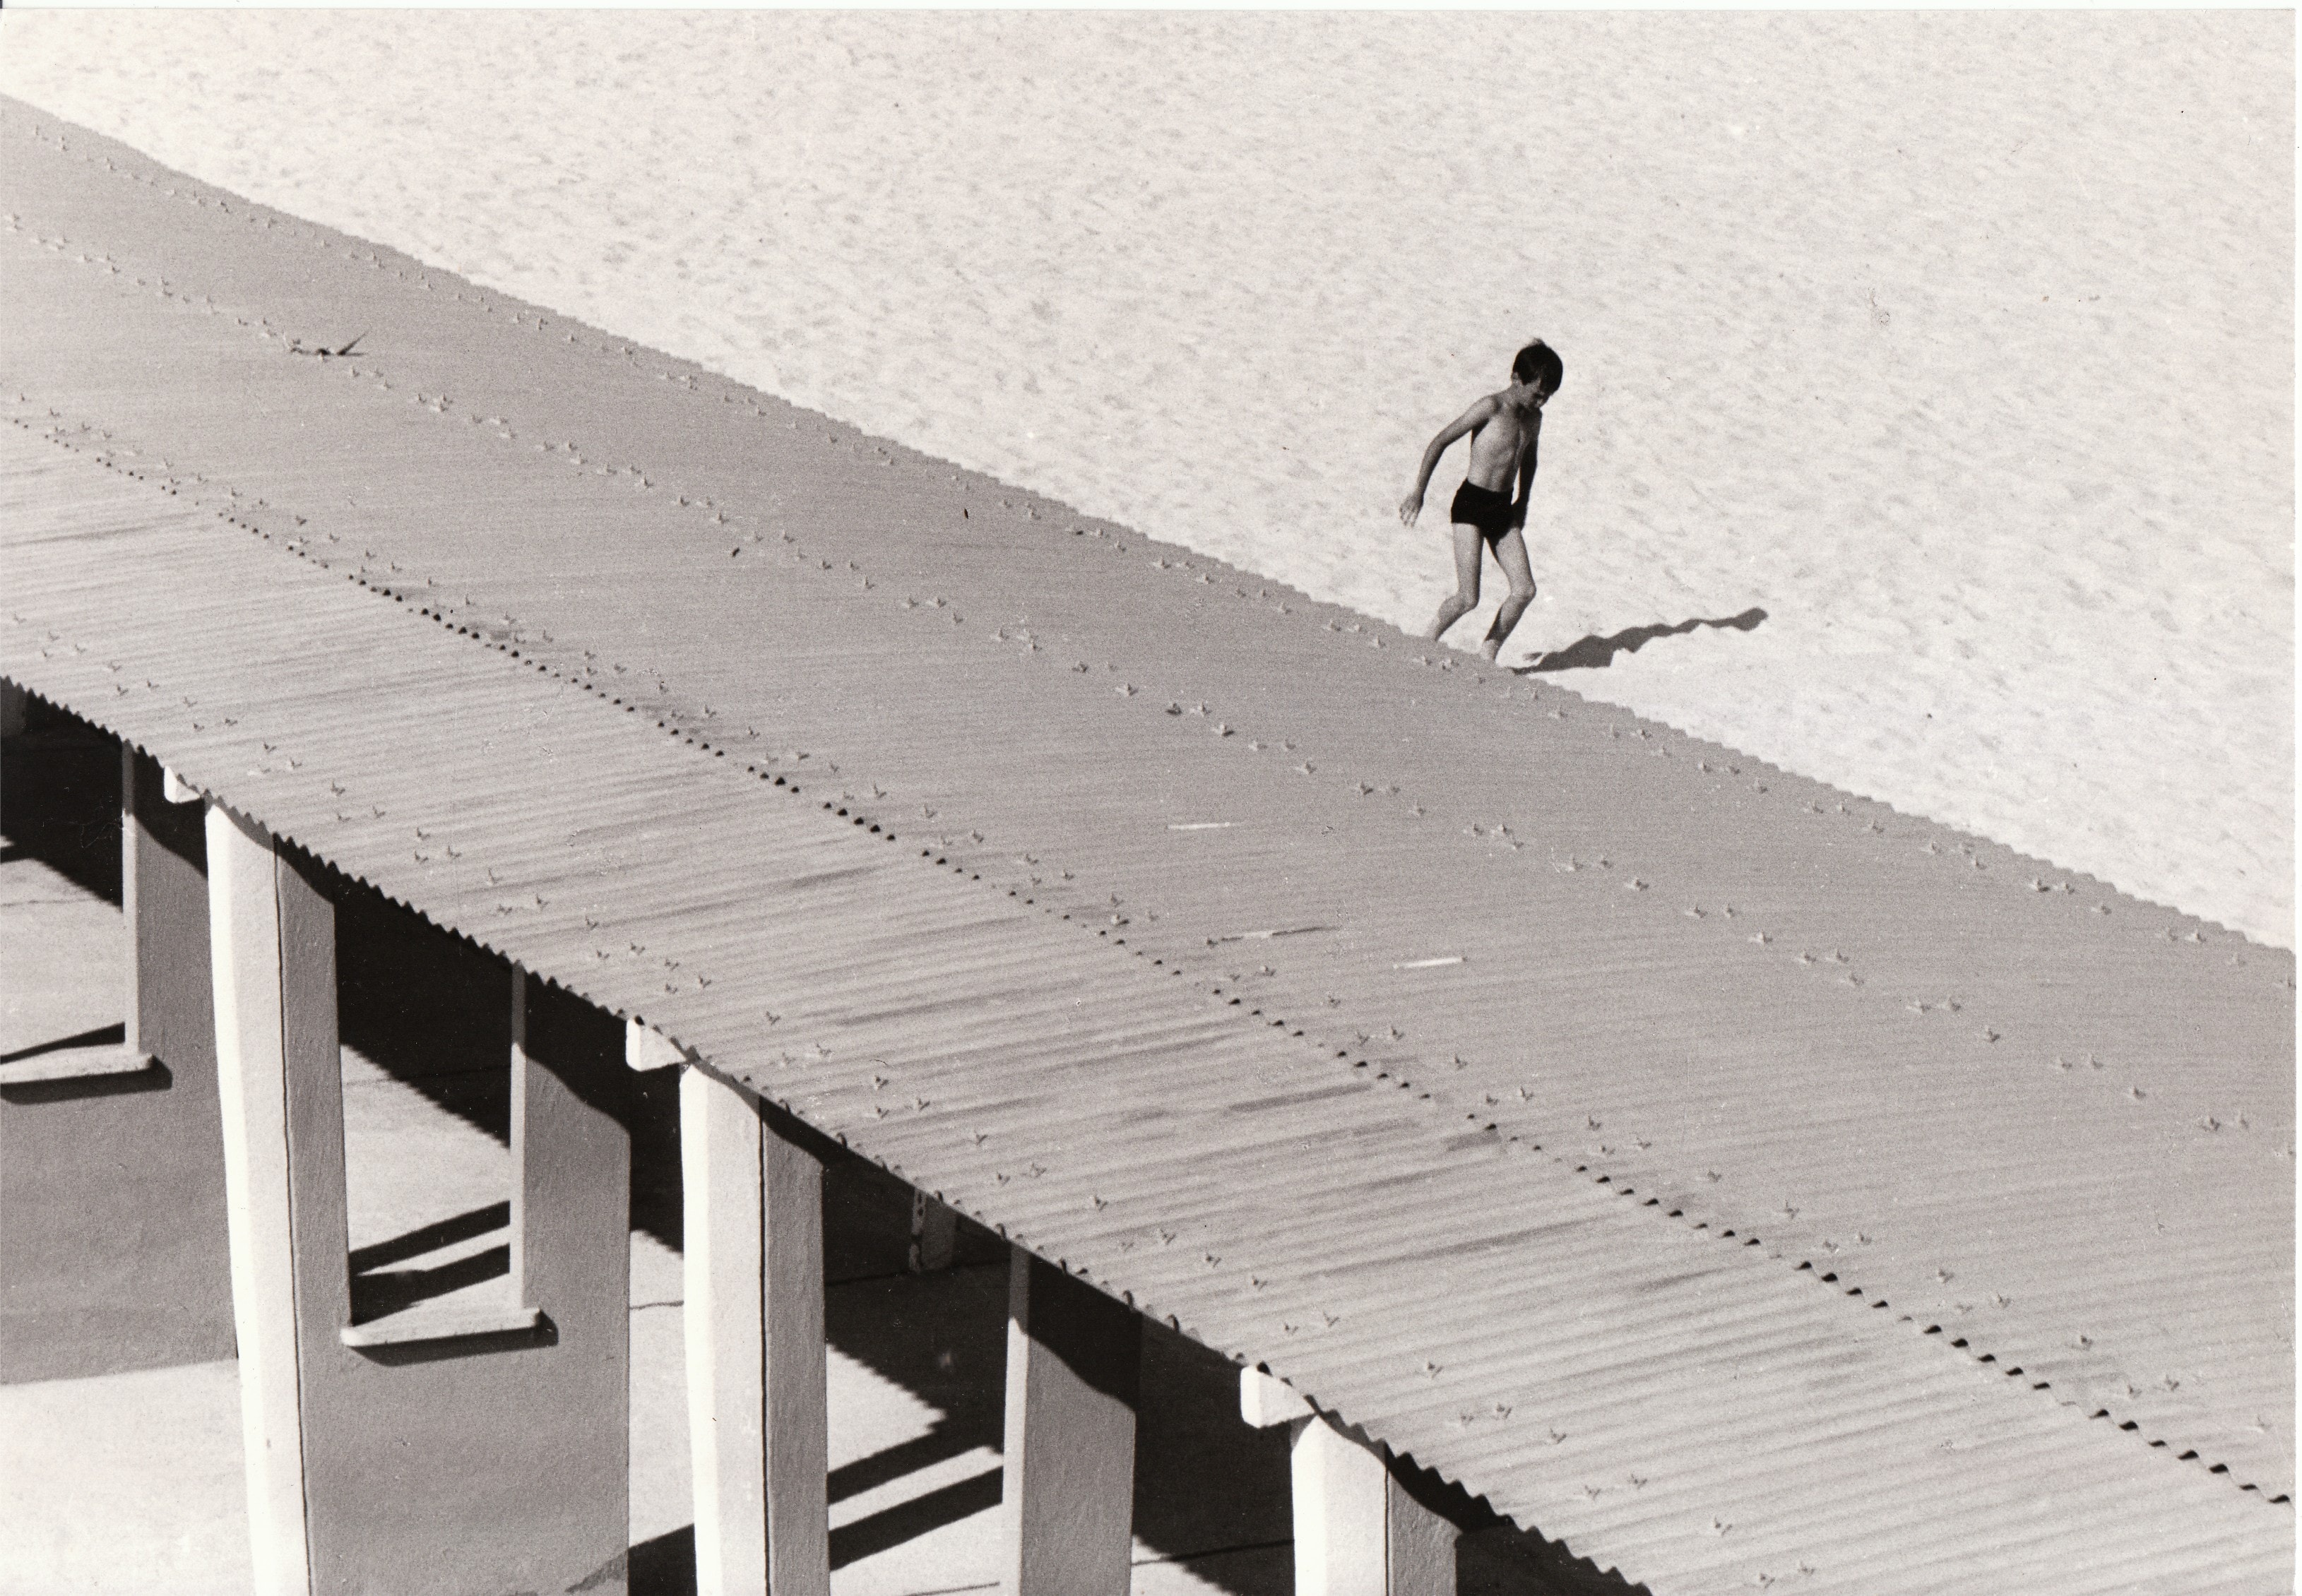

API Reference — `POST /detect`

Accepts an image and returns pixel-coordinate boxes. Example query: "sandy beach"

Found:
[0,10,2289,946]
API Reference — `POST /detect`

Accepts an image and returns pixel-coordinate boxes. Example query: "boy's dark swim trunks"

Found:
[1449,480,1518,540]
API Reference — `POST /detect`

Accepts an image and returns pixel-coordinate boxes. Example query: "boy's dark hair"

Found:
[1512,340,1563,393]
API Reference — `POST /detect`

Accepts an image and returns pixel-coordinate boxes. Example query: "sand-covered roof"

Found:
[2,101,2289,1594]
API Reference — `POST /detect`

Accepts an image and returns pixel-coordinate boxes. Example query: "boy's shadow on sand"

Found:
[1517,607,1767,674]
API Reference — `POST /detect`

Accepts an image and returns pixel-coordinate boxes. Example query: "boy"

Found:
[1397,340,1562,661]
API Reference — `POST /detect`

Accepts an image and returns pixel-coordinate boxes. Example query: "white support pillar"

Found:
[208,814,629,1594]
[682,1066,829,1596]
[1001,1249,1141,1596]
[1239,1368,1460,1596]
[121,744,144,1063]
[206,803,318,1596]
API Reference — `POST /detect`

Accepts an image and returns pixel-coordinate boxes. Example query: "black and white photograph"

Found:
[0,9,2291,1594]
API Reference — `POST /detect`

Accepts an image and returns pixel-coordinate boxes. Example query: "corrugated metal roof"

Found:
[1,98,2289,1592]
[6,425,2287,1596]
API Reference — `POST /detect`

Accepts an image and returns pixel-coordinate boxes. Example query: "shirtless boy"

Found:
[1397,340,1562,661]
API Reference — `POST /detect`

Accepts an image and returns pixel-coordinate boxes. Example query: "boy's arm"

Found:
[1399,397,1498,525]
[1509,419,1541,527]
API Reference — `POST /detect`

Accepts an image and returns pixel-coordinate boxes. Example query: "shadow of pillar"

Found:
[1,739,234,1383]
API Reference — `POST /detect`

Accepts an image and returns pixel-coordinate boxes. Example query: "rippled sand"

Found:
[1,11,2289,944]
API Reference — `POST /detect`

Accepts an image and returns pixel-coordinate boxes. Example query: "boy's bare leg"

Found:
[1425,523,1485,642]
[1481,527,1538,661]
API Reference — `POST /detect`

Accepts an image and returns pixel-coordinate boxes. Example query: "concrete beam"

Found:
[682,1066,829,1596]
[625,1018,691,1073]
[1001,1249,1141,1595]
[909,1189,958,1273]
[1240,1364,1315,1428]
